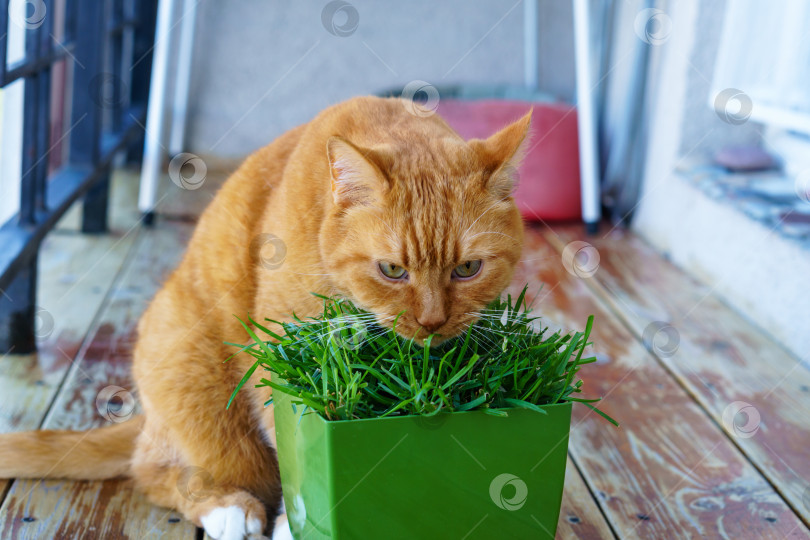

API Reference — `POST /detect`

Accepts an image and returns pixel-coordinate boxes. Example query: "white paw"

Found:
[272,519,293,540]
[202,505,264,539]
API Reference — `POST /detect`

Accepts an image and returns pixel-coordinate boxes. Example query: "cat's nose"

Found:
[416,314,448,333]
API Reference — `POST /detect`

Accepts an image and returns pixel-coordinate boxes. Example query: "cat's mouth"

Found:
[353,304,476,348]
[380,318,471,348]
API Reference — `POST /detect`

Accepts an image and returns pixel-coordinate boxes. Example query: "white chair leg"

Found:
[168,0,198,156]
[138,0,177,219]
[573,0,602,232]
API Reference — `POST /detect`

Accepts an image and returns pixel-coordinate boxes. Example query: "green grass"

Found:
[227,286,617,426]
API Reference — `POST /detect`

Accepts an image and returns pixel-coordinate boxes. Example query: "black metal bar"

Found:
[70,0,108,233]
[0,257,38,354]
[110,0,125,133]
[0,106,146,293]
[69,0,103,165]
[107,18,140,35]
[19,7,43,226]
[34,1,54,214]
[0,0,157,353]
[82,0,117,234]
[81,170,111,233]
[2,46,76,86]
[64,0,77,45]
[1,0,49,353]
[0,0,8,84]
[125,0,157,165]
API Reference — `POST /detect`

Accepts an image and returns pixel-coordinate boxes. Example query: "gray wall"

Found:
[185,0,576,158]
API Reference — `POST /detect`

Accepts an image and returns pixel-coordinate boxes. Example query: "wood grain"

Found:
[0,223,139,498]
[546,224,810,528]
[507,226,810,538]
[5,164,807,538]
[0,222,198,539]
[557,457,616,539]
[0,478,187,539]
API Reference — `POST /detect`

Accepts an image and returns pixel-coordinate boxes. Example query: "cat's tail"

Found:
[0,415,144,480]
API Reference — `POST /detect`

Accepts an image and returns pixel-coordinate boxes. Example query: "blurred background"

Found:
[2,0,808,358]
[0,1,809,537]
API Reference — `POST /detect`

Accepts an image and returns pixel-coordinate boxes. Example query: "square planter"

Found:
[273,391,572,539]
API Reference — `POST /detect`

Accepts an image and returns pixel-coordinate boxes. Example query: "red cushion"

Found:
[437,99,582,221]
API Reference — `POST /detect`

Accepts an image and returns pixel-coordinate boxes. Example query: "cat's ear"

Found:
[327,136,388,207]
[469,110,532,198]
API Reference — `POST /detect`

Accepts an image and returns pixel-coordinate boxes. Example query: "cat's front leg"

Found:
[131,428,272,539]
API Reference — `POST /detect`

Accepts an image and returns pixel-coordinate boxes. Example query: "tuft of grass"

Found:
[227,286,617,426]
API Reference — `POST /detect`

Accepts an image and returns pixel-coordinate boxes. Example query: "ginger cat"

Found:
[0,96,530,539]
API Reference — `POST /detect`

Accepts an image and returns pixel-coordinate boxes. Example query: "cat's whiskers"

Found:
[465,311,520,324]
[466,325,494,351]
[458,312,507,348]
[469,325,502,349]
[301,313,395,343]
[471,313,526,324]
[461,312,547,343]
[478,325,536,341]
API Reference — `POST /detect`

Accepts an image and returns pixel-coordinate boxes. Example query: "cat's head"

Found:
[320,109,531,345]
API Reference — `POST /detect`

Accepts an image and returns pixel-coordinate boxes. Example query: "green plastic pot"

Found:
[274,392,572,539]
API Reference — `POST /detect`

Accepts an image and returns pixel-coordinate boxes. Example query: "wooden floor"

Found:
[1,168,809,539]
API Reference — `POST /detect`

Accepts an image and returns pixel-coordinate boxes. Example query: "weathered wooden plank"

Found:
[506,227,810,538]
[0,225,139,498]
[0,222,198,539]
[557,457,615,539]
[0,478,186,539]
[546,225,810,528]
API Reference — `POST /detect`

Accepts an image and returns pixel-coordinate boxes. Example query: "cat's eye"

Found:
[453,260,482,279]
[378,262,408,280]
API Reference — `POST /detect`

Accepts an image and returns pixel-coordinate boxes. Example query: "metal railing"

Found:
[0,0,158,353]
